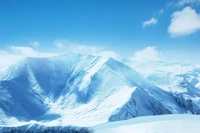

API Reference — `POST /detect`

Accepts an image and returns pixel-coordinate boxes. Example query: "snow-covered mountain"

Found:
[123,59,200,115]
[0,53,200,131]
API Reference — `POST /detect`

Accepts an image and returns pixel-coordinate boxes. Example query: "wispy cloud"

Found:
[167,1,175,7]
[168,6,200,37]
[30,41,39,47]
[55,40,101,54]
[99,51,119,59]
[10,46,37,56]
[55,40,65,49]
[142,18,158,28]
[175,0,200,6]
[0,50,7,55]
[23,37,39,48]
[1,40,120,61]
[10,46,58,57]
[55,39,120,60]
[158,9,164,15]
[0,47,58,66]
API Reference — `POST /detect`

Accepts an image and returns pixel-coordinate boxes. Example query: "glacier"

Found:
[0,53,200,132]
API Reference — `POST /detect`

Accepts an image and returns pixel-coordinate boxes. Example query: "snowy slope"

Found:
[93,114,200,133]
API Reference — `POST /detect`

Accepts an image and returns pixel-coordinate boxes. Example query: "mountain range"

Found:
[0,53,200,132]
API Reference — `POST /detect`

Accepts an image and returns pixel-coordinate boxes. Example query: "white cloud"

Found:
[131,46,162,62]
[176,0,200,6]
[55,40,120,60]
[168,6,200,37]
[158,9,164,15]
[10,46,58,57]
[30,41,39,47]
[142,18,157,28]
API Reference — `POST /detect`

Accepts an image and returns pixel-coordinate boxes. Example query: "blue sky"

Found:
[0,0,200,61]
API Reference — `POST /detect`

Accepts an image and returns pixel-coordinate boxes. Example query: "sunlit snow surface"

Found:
[1,115,199,133]
[93,114,200,133]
